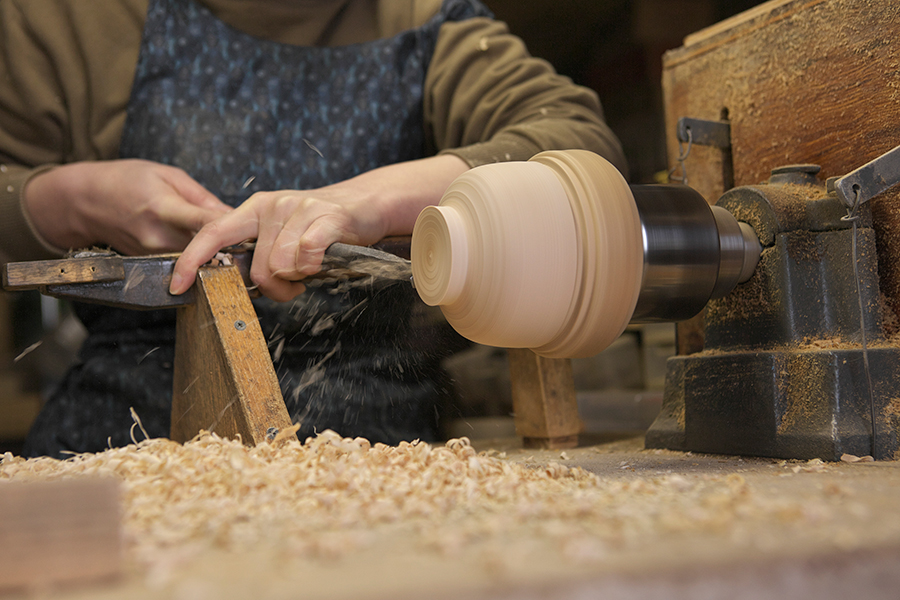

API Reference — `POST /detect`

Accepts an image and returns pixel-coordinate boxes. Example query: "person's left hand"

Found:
[170,154,469,301]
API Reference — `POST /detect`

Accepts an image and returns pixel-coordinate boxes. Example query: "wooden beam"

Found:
[171,265,293,445]
[508,348,582,449]
[0,478,122,590]
[2,256,124,290]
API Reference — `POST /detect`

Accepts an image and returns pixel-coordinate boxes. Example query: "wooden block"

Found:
[663,0,899,192]
[2,257,124,290]
[663,0,900,194]
[507,348,582,449]
[170,265,293,445]
[0,478,122,590]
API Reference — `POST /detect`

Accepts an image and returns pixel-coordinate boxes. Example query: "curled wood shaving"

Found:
[840,453,875,463]
[0,432,845,578]
[208,252,233,267]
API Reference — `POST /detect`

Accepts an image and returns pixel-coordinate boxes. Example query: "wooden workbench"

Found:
[4,435,900,600]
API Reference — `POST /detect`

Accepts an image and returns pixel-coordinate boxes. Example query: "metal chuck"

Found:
[630,184,760,323]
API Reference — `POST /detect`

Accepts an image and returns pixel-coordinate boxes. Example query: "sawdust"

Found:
[871,189,900,328]
[705,246,773,328]
[776,354,826,435]
[883,398,900,445]
[880,293,900,339]
[0,431,852,586]
[778,183,826,205]
[798,337,848,350]
[884,398,900,421]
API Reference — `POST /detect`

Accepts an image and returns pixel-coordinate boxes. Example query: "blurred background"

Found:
[0,0,765,453]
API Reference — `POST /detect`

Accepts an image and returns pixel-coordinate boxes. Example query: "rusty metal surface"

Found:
[43,254,197,310]
[833,144,900,209]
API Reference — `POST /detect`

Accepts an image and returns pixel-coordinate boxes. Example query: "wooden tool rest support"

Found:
[2,245,582,449]
[2,248,291,445]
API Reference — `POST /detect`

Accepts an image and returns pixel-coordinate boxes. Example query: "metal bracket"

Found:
[831,144,900,209]
[676,117,731,148]
[670,117,733,186]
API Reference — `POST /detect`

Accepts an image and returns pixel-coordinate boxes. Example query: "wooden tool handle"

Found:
[2,256,125,290]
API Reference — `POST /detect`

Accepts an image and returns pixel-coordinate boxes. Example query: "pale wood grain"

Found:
[0,478,122,590]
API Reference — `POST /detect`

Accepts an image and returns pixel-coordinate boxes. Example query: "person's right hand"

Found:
[23,159,231,255]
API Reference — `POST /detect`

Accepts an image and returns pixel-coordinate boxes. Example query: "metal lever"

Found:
[828,144,900,460]
[831,144,900,208]
[676,117,731,148]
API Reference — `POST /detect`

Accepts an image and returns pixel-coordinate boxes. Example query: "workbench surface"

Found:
[4,434,900,600]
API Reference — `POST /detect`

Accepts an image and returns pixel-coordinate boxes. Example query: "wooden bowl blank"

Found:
[411,151,642,358]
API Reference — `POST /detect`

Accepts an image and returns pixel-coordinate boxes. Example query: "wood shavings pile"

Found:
[0,432,837,577]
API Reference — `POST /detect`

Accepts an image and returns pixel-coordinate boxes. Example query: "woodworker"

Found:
[0,0,627,457]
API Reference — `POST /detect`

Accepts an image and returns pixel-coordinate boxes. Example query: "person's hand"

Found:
[24,159,231,256]
[171,154,469,301]
[174,183,391,301]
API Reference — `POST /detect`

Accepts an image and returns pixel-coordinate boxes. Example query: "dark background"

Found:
[483,0,763,184]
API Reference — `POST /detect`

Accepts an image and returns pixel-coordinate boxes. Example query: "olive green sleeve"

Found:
[0,165,64,261]
[0,2,68,260]
[0,0,627,263]
[0,0,145,261]
[424,17,628,176]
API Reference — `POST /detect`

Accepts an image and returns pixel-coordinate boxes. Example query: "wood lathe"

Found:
[411,145,900,462]
[410,149,761,358]
[4,142,900,461]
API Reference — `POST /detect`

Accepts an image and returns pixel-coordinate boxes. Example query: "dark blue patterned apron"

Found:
[24,0,489,457]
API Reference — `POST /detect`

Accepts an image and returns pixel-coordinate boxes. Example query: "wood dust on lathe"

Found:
[0,429,851,586]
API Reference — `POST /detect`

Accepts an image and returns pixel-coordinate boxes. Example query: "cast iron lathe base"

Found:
[646,166,900,461]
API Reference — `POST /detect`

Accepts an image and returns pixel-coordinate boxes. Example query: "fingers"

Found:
[118,220,194,256]
[171,189,369,302]
[104,163,231,256]
[250,223,333,302]
[247,203,323,299]
[162,166,232,214]
[158,193,232,236]
[170,208,261,294]
[258,209,350,287]
[255,277,307,303]
[282,213,348,276]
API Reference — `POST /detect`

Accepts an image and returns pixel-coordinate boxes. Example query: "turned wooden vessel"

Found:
[412,150,758,358]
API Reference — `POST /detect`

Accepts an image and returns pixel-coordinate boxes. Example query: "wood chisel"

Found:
[2,241,412,309]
